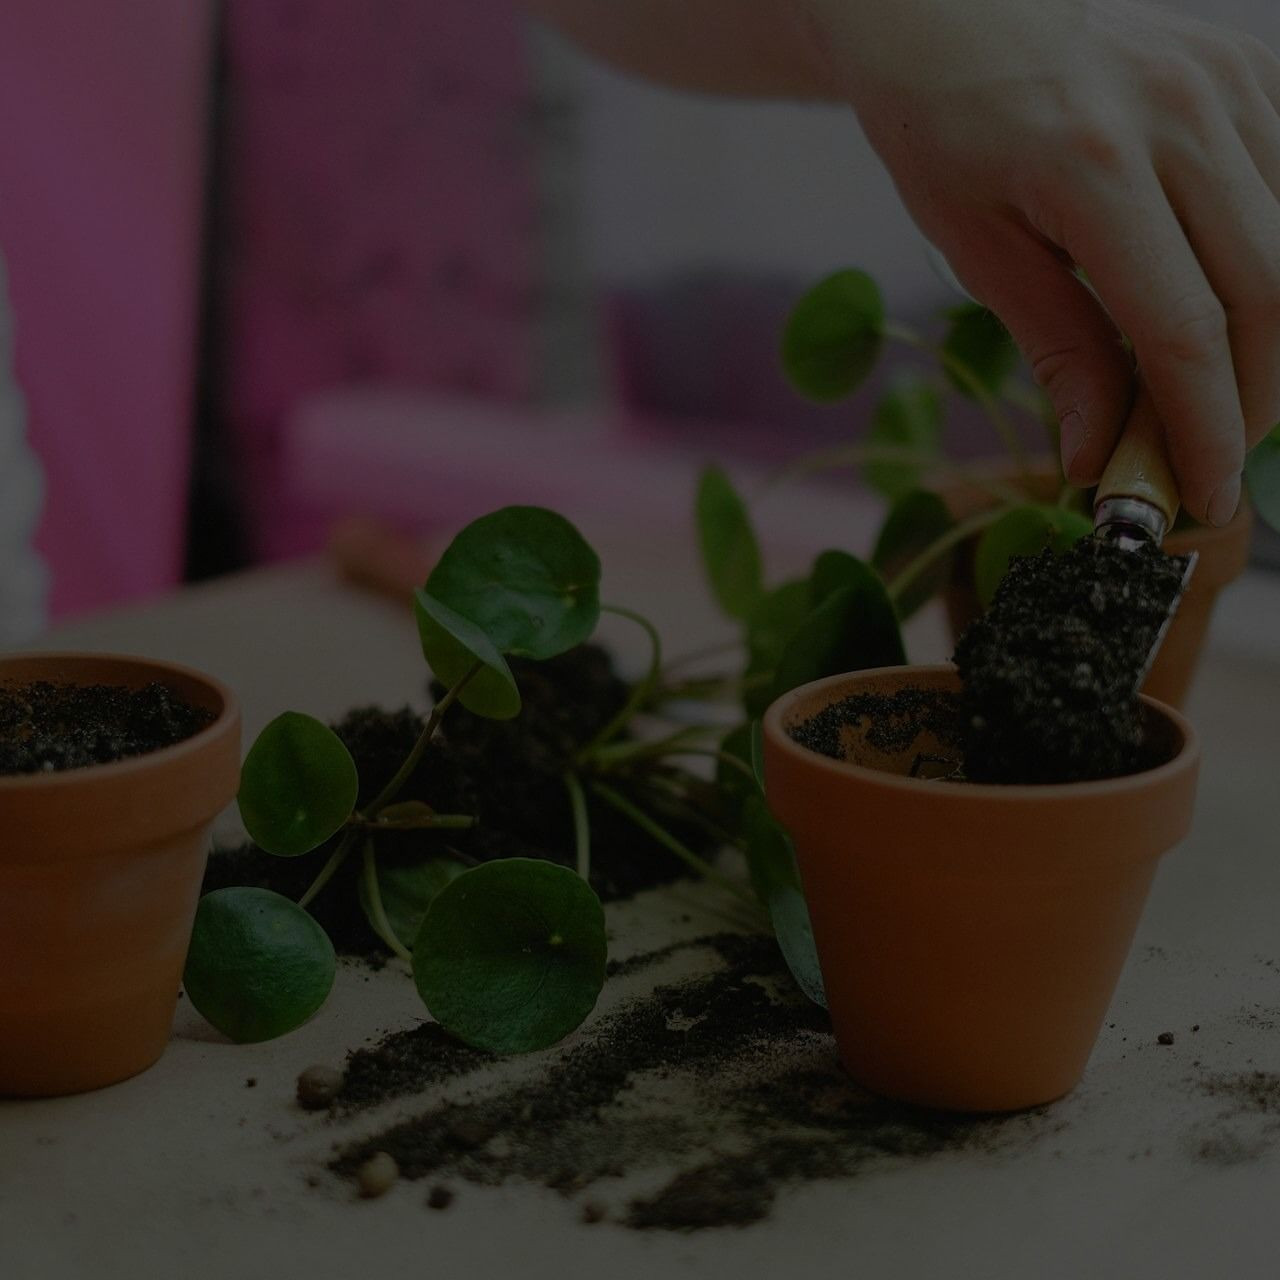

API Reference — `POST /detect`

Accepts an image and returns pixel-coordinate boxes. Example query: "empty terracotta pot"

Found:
[0,653,240,1096]
[763,665,1199,1112]
[938,460,1254,707]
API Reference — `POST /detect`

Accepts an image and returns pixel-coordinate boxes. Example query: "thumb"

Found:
[943,226,1135,486]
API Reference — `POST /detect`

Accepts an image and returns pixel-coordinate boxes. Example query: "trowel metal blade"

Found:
[1134,549,1198,691]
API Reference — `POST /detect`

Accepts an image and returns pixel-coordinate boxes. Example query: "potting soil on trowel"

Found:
[953,539,1190,783]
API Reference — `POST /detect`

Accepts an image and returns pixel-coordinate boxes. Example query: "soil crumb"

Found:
[953,539,1189,783]
[325,934,1051,1230]
[0,681,214,775]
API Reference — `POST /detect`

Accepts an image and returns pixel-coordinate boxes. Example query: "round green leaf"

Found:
[740,793,801,905]
[781,269,886,403]
[864,378,944,500]
[415,589,521,719]
[183,887,336,1043]
[413,859,607,1054]
[238,712,358,856]
[975,504,1093,606]
[942,303,1019,398]
[743,579,810,716]
[772,555,906,701]
[872,489,956,621]
[424,507,601,660]
[1245,426,1280,534]
[696,466,764,620]
[358,854,469,953]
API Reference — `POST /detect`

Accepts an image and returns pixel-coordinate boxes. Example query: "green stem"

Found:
[297,828,358,911]
[887,505,1009,607]
[763,442,1027,506]
[576,604,663,761]
[360,814,477,831]
[360,838,412,963]
[365,660,483,818]
[659,637,745,678]
[564,773,591,881]
[590,782,757,909]
[591,723,725,767]
[652,747,758,782]
[886,326,1032,474]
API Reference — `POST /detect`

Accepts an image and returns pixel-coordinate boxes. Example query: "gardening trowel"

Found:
[1090,385,1199,687]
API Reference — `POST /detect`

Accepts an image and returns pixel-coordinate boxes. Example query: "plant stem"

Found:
[564,772,591,881]
[887,505,1009,607]
[763,441,1027,506]
[652,747,758,782]
[359,814,477,831]
[360,838,412,964]
[885,324,1032,475]
[297,829,358,911]
[365,660,483,818]
[590,782,758,909]
[659,637,745,677]
[576,604,663,760]
[591,723,725,767]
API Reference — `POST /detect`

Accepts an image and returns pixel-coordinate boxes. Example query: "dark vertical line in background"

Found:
[185,0,249,583]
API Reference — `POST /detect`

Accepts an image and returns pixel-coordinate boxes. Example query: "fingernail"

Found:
[1207,475,1241,528]
[1059,410,1087,481]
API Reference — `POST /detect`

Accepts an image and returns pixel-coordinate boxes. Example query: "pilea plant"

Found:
[183,505,816,1055]
[769,267,1280,620]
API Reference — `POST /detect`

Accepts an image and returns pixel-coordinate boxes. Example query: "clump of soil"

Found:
[954,539,1189,783]
[202,645,707,954]
[0,681,214,776]
[324,935,1051,1230]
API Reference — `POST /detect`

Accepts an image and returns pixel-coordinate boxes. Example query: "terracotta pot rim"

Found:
[763,663,1198,803]
[0,651,240,792]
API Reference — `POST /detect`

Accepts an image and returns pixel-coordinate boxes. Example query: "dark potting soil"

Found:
[324,934,1052,1230]
[787,687,964,768]
[201,645,705,954]
[954,538,1189,783]
[0,681,214,776]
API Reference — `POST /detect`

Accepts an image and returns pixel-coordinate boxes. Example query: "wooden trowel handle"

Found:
[1094,386,1181,533]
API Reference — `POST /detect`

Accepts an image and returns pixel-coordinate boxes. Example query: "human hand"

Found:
[803,0,1280,524]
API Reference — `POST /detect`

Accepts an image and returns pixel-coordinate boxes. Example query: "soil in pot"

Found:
[793,539,1190,785]
[202,645,709,955]
[0,681,215,775]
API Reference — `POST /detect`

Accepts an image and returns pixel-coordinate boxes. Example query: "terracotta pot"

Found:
[763,665,1199,1113]
[0,653,240,1096]
[937,461,1254,706]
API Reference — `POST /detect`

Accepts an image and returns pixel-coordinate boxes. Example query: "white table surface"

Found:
[4,528,1280,1280]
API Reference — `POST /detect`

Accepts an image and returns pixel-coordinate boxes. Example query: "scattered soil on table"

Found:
[1190,1070,1280,1166]
[953,539,1189,783]
[0,681,214,775]
[202,645,709,955]
[324,935,1053,1230]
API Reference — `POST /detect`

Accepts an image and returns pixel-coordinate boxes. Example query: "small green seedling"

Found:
[184,505,792,1055]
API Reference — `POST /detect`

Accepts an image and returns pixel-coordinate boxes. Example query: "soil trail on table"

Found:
[325,935,1055,1230]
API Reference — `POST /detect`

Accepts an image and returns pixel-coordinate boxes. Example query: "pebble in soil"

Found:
[201,646,714,955]
[323,935,1054,1231]
[953,538,1189,784]
[0,681,214,776]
